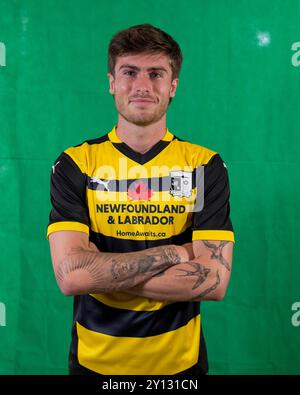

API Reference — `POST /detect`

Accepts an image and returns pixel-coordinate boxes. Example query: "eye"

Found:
[150,72,162,79]
[124,70,136,77]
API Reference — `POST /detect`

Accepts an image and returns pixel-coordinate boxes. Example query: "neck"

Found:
[116,115,167,154]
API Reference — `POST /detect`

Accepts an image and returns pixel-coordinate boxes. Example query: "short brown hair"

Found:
[108,23,183,80]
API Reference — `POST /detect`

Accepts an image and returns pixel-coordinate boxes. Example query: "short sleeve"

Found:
[46,152,90,239]
[192,153,235,242]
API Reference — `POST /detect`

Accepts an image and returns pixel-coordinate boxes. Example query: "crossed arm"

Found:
[126,239,233,301]
[49,231,233,302]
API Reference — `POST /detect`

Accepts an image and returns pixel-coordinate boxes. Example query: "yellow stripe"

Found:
[192,230,235,242]
[171,139,217,166]
[161,128,174,141]
[46,221,89,239]
[64,146,88,175]
[90,216,192,241]
[90,293,172,311]
[63,129,218,179]
[108,125,174,144]
[107,125,122,143]
[88,191,194,240]
[77,314,200,375]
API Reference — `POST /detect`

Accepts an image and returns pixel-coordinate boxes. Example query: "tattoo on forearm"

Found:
[175,262,210,289]
[191,270,221,300]
[175,261,221,300]
[163,246,182,265]
[56,245,181,293]
[110,246,181,289]
[203,241,231,271]
[55,247,111,293]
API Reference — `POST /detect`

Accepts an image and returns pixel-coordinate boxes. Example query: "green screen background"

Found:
[0,0,300,374]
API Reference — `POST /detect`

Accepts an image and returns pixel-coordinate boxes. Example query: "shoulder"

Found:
[172,134,221,167]
[59,133,109,174]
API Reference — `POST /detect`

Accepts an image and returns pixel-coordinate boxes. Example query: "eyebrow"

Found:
[118,64,168,73]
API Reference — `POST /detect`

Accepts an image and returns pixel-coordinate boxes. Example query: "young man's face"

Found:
[108,52,178,127]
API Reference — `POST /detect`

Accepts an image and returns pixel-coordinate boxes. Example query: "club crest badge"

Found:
[169,171,192,198]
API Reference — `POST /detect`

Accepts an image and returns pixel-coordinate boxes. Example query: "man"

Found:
[47,23,235,376]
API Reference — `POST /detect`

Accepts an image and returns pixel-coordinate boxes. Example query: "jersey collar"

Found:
[108,125,174,143]
[107,125,174,165]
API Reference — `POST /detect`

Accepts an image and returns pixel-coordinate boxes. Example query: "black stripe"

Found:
[173,134,185,142]
[89,227,193,253]
[77,294,200,337]
[198,322,209,373]
[88,175,171,192]
[112,140,171,165]
[74,134,109,147]
[48,152,90,228]
[87,167,203,192]
[69,357,207,376]
[69,295,82,373]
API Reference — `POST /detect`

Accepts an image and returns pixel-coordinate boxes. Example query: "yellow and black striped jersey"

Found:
[47,125,234,375]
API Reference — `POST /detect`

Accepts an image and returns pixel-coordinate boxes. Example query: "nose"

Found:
[133,72,152,94]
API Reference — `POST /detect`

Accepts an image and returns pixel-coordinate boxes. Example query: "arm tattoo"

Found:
[175,262,210,289]
[56,245,181,293]
[175,261,221,300]
[110,247,178,285]
[191,270,221,300]
[55,247,111,293]
[203,240,231,271]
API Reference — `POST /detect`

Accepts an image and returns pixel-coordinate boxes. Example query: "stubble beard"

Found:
[114,96,169,127]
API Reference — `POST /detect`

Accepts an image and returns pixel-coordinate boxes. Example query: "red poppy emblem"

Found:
[127,181,153,201]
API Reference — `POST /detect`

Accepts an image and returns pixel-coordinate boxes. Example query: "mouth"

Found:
[130,99,155,104]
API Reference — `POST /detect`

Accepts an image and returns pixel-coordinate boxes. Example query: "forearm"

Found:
[55,244,185,296]
[125,258,223,302]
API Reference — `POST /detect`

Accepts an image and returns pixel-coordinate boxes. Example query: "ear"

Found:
[170,78,179,98]
[108,73,115,95]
